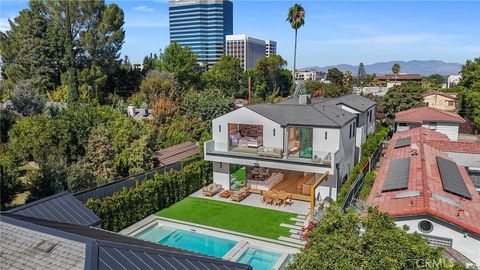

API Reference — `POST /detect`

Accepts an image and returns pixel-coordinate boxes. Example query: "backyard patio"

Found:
[191,188,310,215]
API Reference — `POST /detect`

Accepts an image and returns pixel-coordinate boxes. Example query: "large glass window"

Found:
[229,164,246,190]
[288,127,313,158]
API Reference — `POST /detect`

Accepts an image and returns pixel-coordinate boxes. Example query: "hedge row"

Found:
[86,160,212,232]
[337,126,389,203]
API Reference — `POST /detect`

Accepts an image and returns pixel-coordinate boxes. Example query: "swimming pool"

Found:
[236,247,282,270]
[134,225,237,258]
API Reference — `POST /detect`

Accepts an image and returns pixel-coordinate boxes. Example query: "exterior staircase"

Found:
[278,214,308,248]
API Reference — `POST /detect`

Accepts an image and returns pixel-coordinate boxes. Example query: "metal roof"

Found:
[436,157,472,199]
[7,192,101,227]
[2,213,253,270]
[395,137,411,148]
[382,157,411,192]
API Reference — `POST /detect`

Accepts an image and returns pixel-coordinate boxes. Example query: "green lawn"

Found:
[156,197,296,239]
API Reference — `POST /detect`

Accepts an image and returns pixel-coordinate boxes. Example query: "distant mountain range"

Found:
[301,60,462,76]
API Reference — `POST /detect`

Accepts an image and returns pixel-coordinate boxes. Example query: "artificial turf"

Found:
[156,197,296,239]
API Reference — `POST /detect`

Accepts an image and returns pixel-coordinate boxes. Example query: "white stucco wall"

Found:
[212,107,283,151]
[212,162,230,189]
[433,123,460,141]
[396,216,480,266]
[312,127,340,158]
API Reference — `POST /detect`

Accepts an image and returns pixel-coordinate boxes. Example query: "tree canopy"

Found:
[204,56,244,97]
[379,82,425,124]
[287,207,465,270]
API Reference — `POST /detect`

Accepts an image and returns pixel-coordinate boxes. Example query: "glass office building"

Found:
[169,0,233,67]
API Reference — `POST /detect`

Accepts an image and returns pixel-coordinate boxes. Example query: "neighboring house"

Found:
[447,75,462,88]
[0,192,251,270]
[367,128,480,266]
[127,105,153,120]
[294,69,327,81]
[375,74,422,88]
[423,91,458,112]
[395,107,465,141]
[353,86,388,96]
[204,94,376,201]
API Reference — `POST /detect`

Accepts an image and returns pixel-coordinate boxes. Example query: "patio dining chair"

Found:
[262,191,273,205]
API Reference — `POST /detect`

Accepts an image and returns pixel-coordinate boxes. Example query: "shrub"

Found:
[86,160,212,232]
[337,126,389,203]
[358,172,376,200]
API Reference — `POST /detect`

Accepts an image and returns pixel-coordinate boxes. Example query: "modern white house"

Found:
[367,128,480,266]
[395,107,465,141]
[204,94,376,202]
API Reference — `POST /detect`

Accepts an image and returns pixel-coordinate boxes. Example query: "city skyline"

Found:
[1,0,479,67]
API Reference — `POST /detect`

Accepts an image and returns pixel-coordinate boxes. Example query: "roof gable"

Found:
[7,192,101,227]
[395,107,465,124]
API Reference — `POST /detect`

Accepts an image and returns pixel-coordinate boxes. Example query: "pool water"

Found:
[134,225,237,258]
[236,247,282,270]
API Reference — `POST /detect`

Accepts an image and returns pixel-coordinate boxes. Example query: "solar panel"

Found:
[395,137,411,148]
[436,157,472,199]
[382,157,410,192]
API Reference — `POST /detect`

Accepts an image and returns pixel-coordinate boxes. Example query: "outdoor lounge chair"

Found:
[202,183,223,197]
[231,187,250,202]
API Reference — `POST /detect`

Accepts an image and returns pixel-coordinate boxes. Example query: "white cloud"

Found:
[133,5,154,12]
[0,18,11,32]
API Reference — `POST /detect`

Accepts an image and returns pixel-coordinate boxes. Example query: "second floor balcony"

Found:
[204,140,333,167]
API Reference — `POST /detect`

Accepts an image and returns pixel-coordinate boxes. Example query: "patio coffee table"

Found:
[219,190,232,199]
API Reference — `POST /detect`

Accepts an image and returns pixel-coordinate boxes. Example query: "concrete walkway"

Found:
[191,189,310,215]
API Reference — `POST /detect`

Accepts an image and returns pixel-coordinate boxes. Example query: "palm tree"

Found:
[392,63,401,82]
[287,3,305,80]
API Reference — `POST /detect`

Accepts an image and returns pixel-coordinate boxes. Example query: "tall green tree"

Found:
[459,57,480,91]
[392,62,401,81]
[46,0,125,102]
[286,3,305,78]
[204,56,243,97]
[287,207,462,270]
[180,89,234,122]
[156,43,201,91]
[357,62,366,86]
[0,161,22,210]
[253,55,290,99]
[327,68,344,86]
[379,82,425,125]
[0,0,63,92]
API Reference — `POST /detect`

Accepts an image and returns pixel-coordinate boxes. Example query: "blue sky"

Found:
[1,1,479,67]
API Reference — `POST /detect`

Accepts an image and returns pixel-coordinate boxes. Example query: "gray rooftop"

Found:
[247,102,356,128]
[0,218,86,270]
[1,211,252,270]
[7,191,101,227]
[279,94,376,113]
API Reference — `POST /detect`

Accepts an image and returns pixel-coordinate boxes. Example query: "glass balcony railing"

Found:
[204,140,332,167]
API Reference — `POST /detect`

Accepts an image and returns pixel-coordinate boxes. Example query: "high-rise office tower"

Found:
[169,0,233,67]
[226,34,266,70]
[265,40,277,57]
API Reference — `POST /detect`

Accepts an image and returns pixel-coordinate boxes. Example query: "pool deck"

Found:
[120,215,299,270]
[190,189,310,216]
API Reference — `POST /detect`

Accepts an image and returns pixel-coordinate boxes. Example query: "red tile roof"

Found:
[376,74,423,81]
[395,107,465,124]
[426,140,480,155]
[367,127,480,235]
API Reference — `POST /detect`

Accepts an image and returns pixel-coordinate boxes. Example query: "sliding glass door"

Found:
[288,127,313,158]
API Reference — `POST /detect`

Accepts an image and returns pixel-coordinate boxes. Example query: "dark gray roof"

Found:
[7,191,101,227]
[327,94,376,112]
[247,102,356,127]
[2,213,252,270]
[279,94,376,113]
[382,157,411,192]
[436,157,472,200]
